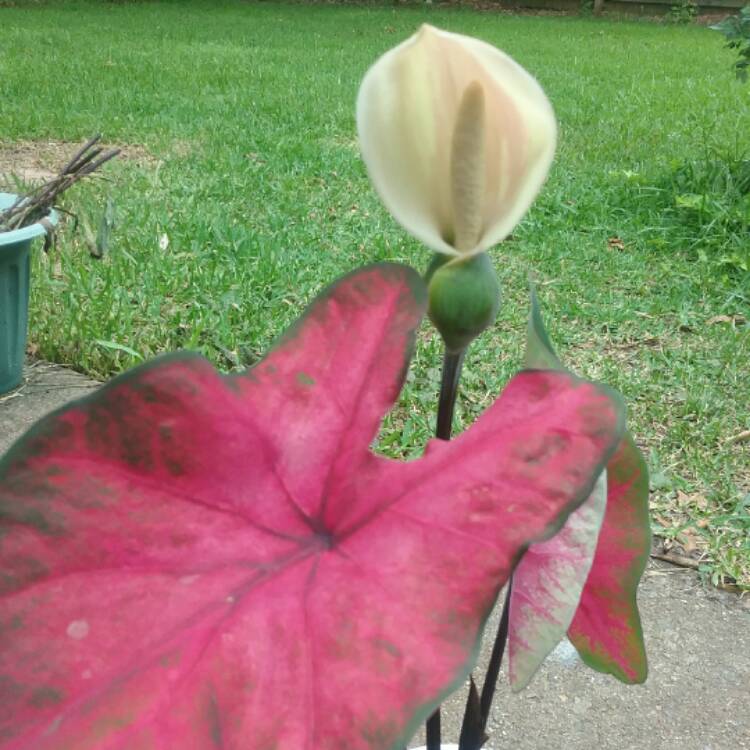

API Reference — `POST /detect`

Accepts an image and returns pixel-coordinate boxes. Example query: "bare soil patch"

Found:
[0,140,156,187]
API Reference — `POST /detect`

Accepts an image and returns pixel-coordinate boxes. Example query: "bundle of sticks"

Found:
[0,135,119,234]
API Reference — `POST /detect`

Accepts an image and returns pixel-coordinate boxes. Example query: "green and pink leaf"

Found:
[517,288,650,685]
[508,471,607,691]
[0,267,625,749]
[568,434,650,683]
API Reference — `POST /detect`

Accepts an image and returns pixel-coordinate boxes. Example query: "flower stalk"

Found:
[436,349,466,440]
[426,345,466,749]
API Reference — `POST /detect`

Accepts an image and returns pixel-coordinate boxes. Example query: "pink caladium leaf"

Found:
[0,265,625,750]
[567,433,649,683]
[508,471,607,691]
[521,288,650,684]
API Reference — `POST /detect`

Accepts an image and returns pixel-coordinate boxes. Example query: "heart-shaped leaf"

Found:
[521,288,650,684]
[508,471,607,691]
[0,265,625,750]
[567,433,649,683]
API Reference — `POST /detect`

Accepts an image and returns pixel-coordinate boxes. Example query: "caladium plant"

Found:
[0,265,628,750]
[0,23,653,750]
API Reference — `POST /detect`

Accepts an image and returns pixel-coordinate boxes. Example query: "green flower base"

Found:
[0,193,57,395]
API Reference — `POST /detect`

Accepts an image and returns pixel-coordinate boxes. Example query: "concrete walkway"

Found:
[0,362,99,452]
[1,363,748,750]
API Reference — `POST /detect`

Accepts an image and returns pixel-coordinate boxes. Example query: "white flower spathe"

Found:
[357,25,557,257]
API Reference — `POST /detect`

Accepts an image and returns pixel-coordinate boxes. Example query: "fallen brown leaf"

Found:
[676,527,703,554]
[676,490,709,511]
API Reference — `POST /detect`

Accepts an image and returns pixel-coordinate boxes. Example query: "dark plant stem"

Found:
[457,677,486,750]
[456,581,512,750]
[478,580,512,724]
[426,347,466,750]
[436,349,465,441]
[425,708,441,750]
[428,348,512,750]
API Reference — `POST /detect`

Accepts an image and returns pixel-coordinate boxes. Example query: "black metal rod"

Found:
[426,347,466,750]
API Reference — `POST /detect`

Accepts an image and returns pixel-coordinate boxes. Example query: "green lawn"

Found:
[0,0,748,587]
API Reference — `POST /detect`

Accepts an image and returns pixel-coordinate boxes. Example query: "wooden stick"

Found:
[650,551,701,570]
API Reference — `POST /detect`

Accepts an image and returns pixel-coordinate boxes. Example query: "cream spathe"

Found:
[356,25,557,257]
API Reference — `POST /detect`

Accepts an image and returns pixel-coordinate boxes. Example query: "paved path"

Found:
[0,361,98,454]
[1,363,748,750]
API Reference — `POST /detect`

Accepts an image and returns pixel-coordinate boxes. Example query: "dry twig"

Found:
[0,135,119,234]
[651,551,702,570]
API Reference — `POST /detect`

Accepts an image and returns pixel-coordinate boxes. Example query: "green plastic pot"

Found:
[0,193,58,395]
